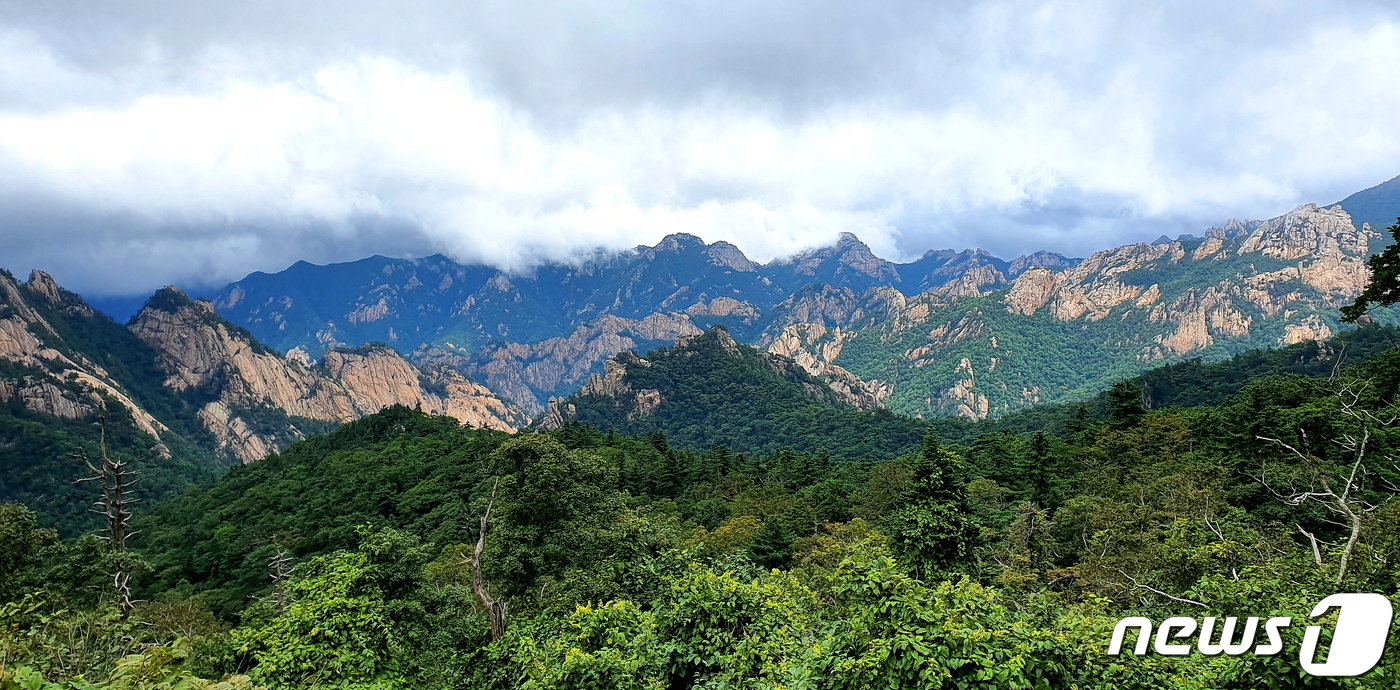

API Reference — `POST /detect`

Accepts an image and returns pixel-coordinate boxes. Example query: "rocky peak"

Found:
[932,264,1007,298]
[0,271,164,437]
[677,325,744,357]
[706,240,758,272]
[24,270,94,317]
[771,232,900,283]
[1007,250,1077,277]
[829,233,895,278]
[649,233,707,253]
[131,291,523,462]
[26,270,64,305]
[1236,204,1372,261]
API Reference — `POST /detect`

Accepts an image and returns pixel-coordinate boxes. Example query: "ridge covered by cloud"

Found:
[1,0,1399,296]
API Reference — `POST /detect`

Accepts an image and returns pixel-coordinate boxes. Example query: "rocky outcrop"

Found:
[772,232,902,285]
[685,297,761,320]
[0,271,166,438]
[462,314,702,415]
[1281,316,1334,346]
[940,357,990,419]
[998,204,1376,358]
[765,323,889,409]
[131,290,524,462]
[931,265,1007,299]
[1008,250,1078,276]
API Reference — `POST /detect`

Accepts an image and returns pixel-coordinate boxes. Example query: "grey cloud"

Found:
[2,0,1399,298]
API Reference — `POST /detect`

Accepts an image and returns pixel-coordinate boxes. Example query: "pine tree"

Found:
[1342,218,1400,322]
[1106,380,1146,428]
[884,429,977,578]
[748,518,794,570]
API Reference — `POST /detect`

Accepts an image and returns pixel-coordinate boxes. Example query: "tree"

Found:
[1342,217,1400,322]
[230,549,406,688]
[883,429,977,577]
[1258,376,1400,583]
[748,518,795,569]
[1106,380,1146,427]
[74,411,138,552]
[465,478,507,641]
[0,503,58,602]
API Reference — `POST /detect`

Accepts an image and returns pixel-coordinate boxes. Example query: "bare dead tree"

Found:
[73,410,140,552]
[267,544,295,614]
[1258,379,1399,584]
[463,478,507,641]
[111,571,140,613]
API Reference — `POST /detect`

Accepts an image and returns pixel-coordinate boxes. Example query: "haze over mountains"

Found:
[1,173,1397,534]
[199,175,1399,419]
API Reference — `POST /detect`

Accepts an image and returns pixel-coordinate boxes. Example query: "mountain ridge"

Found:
[0,270,525,531]
[188,178,1399,420]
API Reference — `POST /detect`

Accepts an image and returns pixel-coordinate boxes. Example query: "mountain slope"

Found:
[0,270,224,534]
[131,287,527,461]
[776,203,1394,418]
[1336,174,1400,233]
[538,327,924,459]
[1,271,525,531]
[200,176,1400,420]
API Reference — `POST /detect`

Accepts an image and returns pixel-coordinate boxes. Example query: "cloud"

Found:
[1,0,1399,296]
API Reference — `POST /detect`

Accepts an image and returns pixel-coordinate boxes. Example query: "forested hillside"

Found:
[3,333,1400,686]
[539,327,926,461]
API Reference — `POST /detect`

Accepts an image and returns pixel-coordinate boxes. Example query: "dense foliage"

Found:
[0,281,229,537]
[4,329,1400,686]
[560,328,927,461]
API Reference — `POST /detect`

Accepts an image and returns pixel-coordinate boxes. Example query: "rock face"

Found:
[755,203,1386,420]
[766,323,889,410]
[199,179,1398,423]
[997,203,1376,347]
[0,270,167,438]
[129,290,525,462]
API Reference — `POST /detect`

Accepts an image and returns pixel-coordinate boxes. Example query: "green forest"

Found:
[3,224,1400,688]
[2,331,1399,687]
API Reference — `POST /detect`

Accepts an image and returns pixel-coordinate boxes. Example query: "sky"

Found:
[2,0,1400,297]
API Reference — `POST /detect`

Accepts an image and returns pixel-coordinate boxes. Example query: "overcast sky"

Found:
[2,0,1399,296]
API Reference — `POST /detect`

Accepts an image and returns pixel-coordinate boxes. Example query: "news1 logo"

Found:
[1107,594,1394,677]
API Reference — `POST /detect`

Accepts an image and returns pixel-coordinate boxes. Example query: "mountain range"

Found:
[0,269,523,532]
[200,175,1398,419]
[3,174,1397,532]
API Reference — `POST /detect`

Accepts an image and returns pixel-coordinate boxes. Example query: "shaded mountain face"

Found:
[537,326,924,459]
[1334,174,1400,234]
[202,178,1399,420]
[0,270,522,530]
[130,287,526,462]
[206,232,1076,414]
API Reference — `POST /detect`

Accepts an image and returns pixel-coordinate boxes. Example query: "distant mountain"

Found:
[1335,174,1400,234]
[200,176,1400,422]
[130,287,525,461]
[537,326,924,459]
[206,233,1079,415]
[0,270,522,531]
[776,203,1390,418]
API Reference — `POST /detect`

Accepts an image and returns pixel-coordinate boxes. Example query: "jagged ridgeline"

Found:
[538,326,925,460]
[202,176,1400,421]
[0,271,525,534]
[0,270,224,535]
